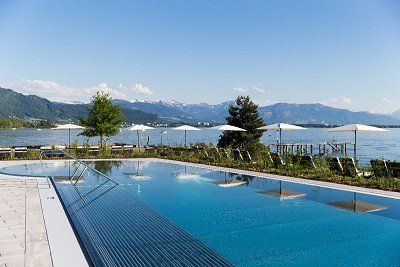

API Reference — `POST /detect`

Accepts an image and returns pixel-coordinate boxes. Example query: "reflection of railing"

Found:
[40,149,120,212]
[39,149,119,190]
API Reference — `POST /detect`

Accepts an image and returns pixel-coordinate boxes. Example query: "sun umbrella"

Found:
[210,125,246,131]
[257,123,306,148]
[326,124,388,159]
[52,123,84,148]
[173,125,201,147]
[128,124,155,147]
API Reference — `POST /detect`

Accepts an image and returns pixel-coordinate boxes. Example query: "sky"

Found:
[0,0,399,113]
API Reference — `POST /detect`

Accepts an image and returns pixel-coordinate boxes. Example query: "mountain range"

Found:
[114,99,400,125]
[1,87,399,126]
[0,88,157,124]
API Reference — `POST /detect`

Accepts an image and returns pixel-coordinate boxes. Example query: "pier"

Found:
[266,141,355,156]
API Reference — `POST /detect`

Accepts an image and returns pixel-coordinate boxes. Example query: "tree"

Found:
[218,95,265,151]
[79,92,125,147]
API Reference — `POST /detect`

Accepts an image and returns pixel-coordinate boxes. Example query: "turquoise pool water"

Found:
[2,160,400,266]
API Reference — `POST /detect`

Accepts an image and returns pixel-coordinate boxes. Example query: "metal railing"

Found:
[39,149,119,191]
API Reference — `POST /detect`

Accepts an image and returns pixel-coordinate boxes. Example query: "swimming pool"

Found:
[2,160,400,266]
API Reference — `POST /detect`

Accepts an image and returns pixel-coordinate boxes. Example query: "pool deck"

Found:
[0,161,88,267]
[1,158,400,266]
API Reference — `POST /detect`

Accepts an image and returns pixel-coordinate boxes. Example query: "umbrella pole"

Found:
[137,130,140,148]
[279,129,282,154]
[185,130,187,147]
[68,129,71,149]
[354,130,357,160]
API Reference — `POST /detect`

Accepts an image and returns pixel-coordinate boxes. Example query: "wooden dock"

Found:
[266,141,355,155]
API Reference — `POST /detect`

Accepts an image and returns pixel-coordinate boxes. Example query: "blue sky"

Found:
[0,0,399,112]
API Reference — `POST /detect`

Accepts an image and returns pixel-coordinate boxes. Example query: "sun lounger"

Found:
[299,155,316,169]
[0,148,12,160]
[111,145,123,154]
[242,150,257,164]
[270,152,284,168]
[55,145,66,150]
[327,157,343,174]
[14,147,28,158]
[387,161,400,178]
[219,148,230,159]
[339,157,371,178]
[261,151,273,166]
[40,146,52,151]
[232,149,244,161]
[121,145,134,156]
[200,147,209,158]
[291,154,301,165]
[370,159,389,177]
[89,146,100,156]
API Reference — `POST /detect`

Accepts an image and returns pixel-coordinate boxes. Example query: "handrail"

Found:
[39,149,119,187]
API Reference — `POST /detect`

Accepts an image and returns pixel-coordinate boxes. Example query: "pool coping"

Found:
[1,158,400,200]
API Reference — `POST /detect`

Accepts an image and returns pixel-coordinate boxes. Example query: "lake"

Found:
[0,127,399,165]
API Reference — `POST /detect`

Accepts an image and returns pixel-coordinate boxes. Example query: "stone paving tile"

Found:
[0,178,52,267]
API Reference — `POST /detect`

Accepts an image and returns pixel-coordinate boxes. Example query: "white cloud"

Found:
[132,84,154,95]
[327,97,352,107]
[234,83,267,94]
[233,86,248,94]
[0,79,155,103]
[382,97,391,104]
[252,83,266,93]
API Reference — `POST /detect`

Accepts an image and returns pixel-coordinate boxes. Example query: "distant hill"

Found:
[258,103,400,125]
[113,99,231,123]
[1,87,399,125]
[0,88,158,124]
[114,99,400,125]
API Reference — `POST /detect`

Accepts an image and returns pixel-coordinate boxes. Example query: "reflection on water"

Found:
[91,161,123,175]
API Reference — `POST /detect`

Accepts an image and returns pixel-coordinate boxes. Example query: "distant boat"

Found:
[12,128,16,130]
[37,128,42,131]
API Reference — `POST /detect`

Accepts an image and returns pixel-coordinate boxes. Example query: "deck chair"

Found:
[261,151,273,166]
[0,148,12,160]
[89,146,100,156]
[387,161,400,178]
[339,158,371,178]
[232,149,244,161]
[111,145,123,154]
[370,159,389,177]
[220,148,230,159]
[202,147,209,158]
[270,152,284,168]
[242,150,257,164]
[14,147,28,159]
[299,155,316,169]
[327,157,343,175]
[291,154,302,165]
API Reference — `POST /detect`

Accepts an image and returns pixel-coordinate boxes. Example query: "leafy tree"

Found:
[218,95,265,151]
[79,92,125,147]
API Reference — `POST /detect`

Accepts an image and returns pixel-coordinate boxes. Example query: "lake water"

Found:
[0,127,399,165]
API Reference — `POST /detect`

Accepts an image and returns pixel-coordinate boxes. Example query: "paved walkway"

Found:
[0,178,52,267]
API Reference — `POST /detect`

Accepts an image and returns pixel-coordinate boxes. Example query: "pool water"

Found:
[2,160,400,266]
